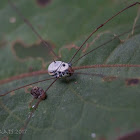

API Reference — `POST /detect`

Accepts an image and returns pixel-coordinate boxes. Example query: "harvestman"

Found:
[1,0,140,100]
[1,1,140,138]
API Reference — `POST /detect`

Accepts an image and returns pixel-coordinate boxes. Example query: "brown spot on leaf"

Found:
[9,17,16,23]
[125,79,139,86]
[28,67,34,72]
[58,44,79,58]
[0,39,7,48]
[36,0,51,7]
[102,76,117,82]
[117,130,140,140]
[24,86,33,94]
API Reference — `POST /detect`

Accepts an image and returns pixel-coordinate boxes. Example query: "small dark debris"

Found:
[36,0,51,7]
[31,86,46,100]
[126,78,139,86]
[117,130,140,140]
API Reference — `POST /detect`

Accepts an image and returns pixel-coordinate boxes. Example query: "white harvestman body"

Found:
[48,61,73,78]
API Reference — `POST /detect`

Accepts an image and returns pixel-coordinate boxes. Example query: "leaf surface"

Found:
[0,0,140,140]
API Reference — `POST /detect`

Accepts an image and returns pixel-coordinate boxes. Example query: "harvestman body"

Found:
[48,61,74,78]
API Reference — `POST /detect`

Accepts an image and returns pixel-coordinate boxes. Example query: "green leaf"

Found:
[0,0,140,140]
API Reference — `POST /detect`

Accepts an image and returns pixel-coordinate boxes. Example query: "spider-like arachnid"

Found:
[0,1,140,140]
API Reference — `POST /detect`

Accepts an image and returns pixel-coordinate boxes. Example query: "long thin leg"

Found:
[19,78,58,140]
[72,24,140,65]
[0,77,55,97]
[73,64,140,71]
[69,2,140,63]
[73,71,139,81]
[8,0,59,60]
